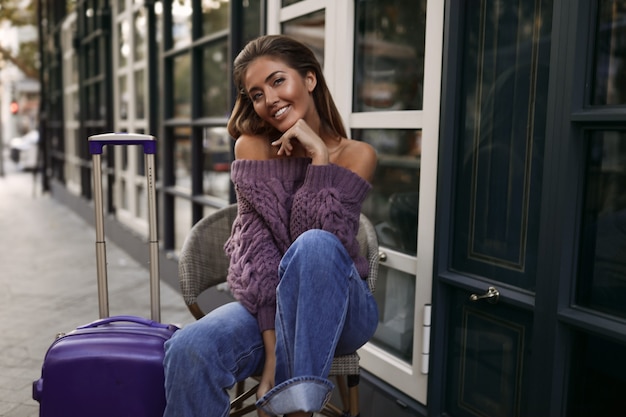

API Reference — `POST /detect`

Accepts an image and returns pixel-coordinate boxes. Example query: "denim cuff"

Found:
[255,376,334,416]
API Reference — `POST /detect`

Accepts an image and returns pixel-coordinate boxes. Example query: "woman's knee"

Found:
[293,229,341,250]
[278,230,352,293]
[287,230,346,265]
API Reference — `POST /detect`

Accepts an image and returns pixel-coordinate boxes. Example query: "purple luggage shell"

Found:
[33,316,178,417]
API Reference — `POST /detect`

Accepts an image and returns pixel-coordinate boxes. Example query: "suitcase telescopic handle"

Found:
[77,315,173,330]
[88,133,161,322]
[88,132,157,155]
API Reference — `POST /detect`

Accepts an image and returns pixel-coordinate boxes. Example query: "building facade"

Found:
[37,0,626,416]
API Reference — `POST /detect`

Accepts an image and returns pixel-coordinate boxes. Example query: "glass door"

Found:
[434,0,553,415]
[269,0,444,403]
[351,0,443,404]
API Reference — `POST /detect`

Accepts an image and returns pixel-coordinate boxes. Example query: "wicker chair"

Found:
[178,203,379,417]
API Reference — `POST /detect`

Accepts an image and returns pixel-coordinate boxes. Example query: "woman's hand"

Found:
[272,119,329,165]
[256,330,277,417]
[256,371,274,417]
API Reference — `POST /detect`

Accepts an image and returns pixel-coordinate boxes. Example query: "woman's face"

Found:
[244,56,317,133]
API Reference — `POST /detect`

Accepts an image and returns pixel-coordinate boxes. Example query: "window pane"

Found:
[174,127,192,190]
[568,333,626,416]
[121,146,128,170]
[86,83,101,120]
[120,178,129,210]
[136,184,146,219]
[71,53,78,84]
[173,54,192,118]
[591,1,626,105]
[202,0,229,36]
[577,131,626,318]
[118,20,130,66]
[282,10,325,67]
[451,0,552,290]
[202,127,231,200]
[135,69,146,119]
[172,0,192,48]
[370,265,416,362]
[242,0,262,43]
[203,41,229,117]
[357,129,420,254]
[353,0,426,112]
[134,8,147,61]
[119,75,129,120]
[175,196,192,252]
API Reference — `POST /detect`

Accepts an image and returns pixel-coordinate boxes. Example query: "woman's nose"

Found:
[265,90,279,106]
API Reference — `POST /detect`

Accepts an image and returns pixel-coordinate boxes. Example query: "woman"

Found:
[163,34,379,417]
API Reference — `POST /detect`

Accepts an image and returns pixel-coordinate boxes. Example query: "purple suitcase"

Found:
[33,133,178,417]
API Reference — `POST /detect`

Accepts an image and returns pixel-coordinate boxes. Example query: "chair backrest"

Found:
[178,203,379,319]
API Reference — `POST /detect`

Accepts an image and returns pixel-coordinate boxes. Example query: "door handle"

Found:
[469,286,500,304]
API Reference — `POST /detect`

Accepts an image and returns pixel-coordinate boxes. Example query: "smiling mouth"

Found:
[274,106,290,118]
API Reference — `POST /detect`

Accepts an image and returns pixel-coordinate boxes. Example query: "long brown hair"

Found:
[227,35,347,140]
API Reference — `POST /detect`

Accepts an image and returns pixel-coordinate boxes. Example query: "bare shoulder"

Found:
[337,139,377,182]
[233,135,272,160]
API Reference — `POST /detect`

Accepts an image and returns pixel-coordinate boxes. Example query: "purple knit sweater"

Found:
[224,157,372,332]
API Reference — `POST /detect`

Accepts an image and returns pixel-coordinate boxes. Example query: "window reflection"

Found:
[136,184,146,219]
[353,0,426,112]
[135,69,145,119]
[202,127,231,200]
[568,332,626,416]
[202,0,229,36]
[592,1,626,105]
[282,10,326,67]
[118,20,130,67]
[175,197,192,252]
[134,8,147,61]
[172,0,192,48]
[174,127,192,190]
[451,0,551,290]
[242,0,262,43]
[173,54,192,118]
[119,75,128,120]
[120,178,129,210]
[578,131,626,319]
[371,265,416,362]
[203,41,229,117]
[357,129,421,254]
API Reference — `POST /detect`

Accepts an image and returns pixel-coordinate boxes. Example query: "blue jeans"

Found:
[163,230,378,417]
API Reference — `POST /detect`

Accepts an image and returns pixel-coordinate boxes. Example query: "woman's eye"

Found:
[251,92,262,101]
[273,77,285,86]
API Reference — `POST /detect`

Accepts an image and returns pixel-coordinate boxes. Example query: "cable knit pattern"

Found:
[224,158,372,332]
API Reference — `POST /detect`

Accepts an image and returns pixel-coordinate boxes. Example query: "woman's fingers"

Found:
[272,137,292,155]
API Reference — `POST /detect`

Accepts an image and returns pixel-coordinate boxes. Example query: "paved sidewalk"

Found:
[0,162,195,417]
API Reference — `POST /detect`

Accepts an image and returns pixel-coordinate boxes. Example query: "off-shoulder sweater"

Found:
[224,158,372,332]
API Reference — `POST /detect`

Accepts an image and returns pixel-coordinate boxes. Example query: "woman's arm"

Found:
[290,164,372,237]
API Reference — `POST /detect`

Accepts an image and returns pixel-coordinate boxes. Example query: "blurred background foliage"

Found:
[0,0,39,79]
